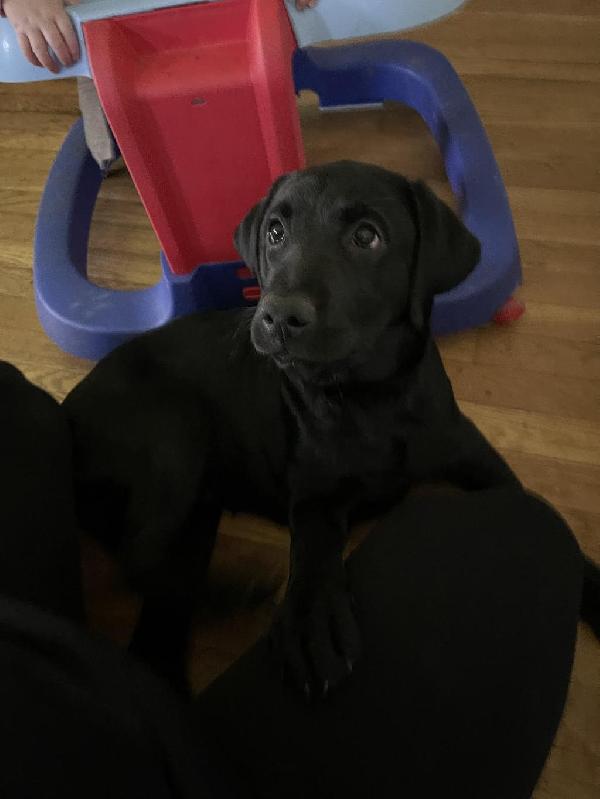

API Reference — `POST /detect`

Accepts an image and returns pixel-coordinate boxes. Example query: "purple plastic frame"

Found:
[34,41,521,360]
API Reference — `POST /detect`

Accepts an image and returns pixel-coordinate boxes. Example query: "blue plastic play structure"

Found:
[0,0,522,360]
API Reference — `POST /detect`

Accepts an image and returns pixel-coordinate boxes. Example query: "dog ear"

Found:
[234,197,268,275]
[234,174,290,275]
[406,180,481,331]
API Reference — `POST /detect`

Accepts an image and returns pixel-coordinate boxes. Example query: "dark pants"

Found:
[0,362,583,799]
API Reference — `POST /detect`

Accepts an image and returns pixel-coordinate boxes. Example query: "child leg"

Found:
[77,76,120,174]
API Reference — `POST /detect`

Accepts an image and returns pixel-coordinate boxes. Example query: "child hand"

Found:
[3,0,80,73]
[295,1,319,10]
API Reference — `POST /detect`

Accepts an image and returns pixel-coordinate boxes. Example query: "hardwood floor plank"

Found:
[0,80,79,114]
[461,401,600,466]
[446,58,600,84]
[519,239,600,279]
[467,1,600,17]
[471,326,600,382]
[486,125,600,192]
[446,359,600,422]
[462,76,600,129]
[510,188,600,246]
[419,12,600,67]
[505,303,600,343]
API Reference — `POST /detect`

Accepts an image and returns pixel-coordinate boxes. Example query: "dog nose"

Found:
[259,295,317,341]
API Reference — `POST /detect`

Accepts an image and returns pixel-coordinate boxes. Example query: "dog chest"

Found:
[293,395,413,500]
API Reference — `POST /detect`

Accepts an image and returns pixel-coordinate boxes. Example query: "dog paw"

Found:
[270,580,360,699]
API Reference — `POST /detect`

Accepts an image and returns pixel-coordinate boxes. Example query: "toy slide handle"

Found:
[0,0,468,83]
[286,0,467,46]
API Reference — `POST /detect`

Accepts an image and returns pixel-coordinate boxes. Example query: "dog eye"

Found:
[267,220,286,246]
[352,224,381,250]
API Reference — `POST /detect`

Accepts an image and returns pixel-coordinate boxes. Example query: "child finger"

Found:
[42,21,73,67]
[57,14,80,62]
[27,29,59,72]
[17,32,43,68]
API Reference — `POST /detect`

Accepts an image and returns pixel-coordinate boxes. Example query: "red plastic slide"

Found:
[84,0,304,275]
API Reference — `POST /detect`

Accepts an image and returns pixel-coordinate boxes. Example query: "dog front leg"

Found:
[270,497,360,699]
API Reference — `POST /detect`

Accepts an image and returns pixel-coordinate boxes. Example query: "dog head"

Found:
[235,161,480,382]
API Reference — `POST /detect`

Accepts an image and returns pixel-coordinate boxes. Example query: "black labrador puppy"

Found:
[63,161,598,696]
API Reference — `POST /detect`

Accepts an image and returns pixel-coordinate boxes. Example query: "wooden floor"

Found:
[1,0,599,794]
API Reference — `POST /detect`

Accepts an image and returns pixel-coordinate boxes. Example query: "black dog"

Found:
[64,161,600,695]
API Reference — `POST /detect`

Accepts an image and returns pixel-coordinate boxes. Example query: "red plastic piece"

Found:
[242,285,261,302]
[236,266,253,280]
[493,296,526,325]
[83,0,304,275]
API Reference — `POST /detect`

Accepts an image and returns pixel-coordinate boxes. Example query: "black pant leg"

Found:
[195,488,582,799]
[0,362,83,620]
